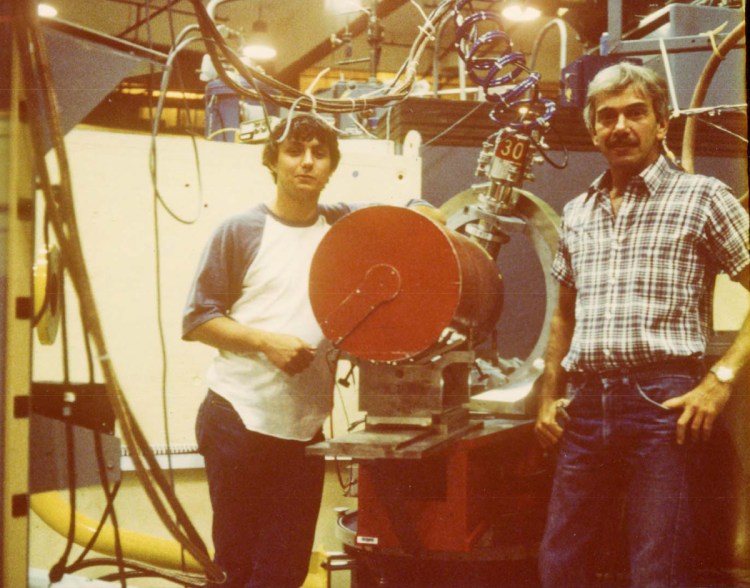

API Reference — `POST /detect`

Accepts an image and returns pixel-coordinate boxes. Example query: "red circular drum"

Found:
[309,206,503,362]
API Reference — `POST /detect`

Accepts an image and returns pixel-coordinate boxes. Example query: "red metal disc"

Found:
[309,206,502,362]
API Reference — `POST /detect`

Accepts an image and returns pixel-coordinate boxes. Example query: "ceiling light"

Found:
[37,3,58,17]
[241,19,277,61]
[325,0,364,15]
[501,3,541,22]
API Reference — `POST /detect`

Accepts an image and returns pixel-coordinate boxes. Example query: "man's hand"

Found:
[533,283,577,450]
[186,317,318,376]
[260,333,317,375]
[535,397,567,450]
[661,375,731,444]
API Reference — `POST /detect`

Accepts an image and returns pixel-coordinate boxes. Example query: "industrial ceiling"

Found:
[41,0,619,92]
[36,0,746,152]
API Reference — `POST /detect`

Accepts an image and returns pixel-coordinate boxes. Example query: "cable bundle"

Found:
[453,0,556,130]
[14,4,224,585]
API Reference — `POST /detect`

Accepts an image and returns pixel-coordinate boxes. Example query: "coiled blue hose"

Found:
[453,0,556,131]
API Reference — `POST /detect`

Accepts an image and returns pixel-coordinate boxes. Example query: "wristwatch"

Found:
[710,364,736,384]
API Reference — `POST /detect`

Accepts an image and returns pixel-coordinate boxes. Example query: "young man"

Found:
[534,62,749,587]
[183,113,440,588]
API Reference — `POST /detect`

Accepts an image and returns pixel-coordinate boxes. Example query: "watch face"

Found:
[714,366,734,383]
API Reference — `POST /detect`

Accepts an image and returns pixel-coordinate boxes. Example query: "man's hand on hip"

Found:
[535,398,568,450]
[662,376,731,445]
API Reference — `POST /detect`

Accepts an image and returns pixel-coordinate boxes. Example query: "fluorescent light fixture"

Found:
[241,19,277,61]
[325,0,365,15]
[502,3,541,22]
[38,3,58,17]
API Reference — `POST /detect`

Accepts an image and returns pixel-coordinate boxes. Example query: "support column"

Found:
[1,6,35,587]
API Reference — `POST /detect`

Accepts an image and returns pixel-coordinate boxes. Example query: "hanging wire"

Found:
[185,0,455,115]
[16,7,224,582]
[452,0,556,132]
[149,33,207,226]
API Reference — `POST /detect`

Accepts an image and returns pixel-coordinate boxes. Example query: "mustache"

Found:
[607,138,639,148]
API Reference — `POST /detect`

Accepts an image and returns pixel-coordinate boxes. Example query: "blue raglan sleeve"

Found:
[182,212,263,339]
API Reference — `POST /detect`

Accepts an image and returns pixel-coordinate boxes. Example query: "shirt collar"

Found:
[584,155,670,203]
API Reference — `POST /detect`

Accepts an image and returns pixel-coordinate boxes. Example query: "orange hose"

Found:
[681,21,746,174]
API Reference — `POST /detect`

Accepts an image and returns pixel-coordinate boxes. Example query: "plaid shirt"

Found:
[552,156,749,372]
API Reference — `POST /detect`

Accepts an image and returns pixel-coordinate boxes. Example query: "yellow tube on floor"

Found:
[30,491,207,573]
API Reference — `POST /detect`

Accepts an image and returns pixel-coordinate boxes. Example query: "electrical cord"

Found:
[47,390,77,585]
[66,434,126,588]
[149,33,207,225]
[186,0,450,115]
[63,557,208,587]
[16,8,223,583]
[46,268,78,585]
[324,349,357,495]
[423,101,487,146]
[530,130,569,170]
[148,38,207,574]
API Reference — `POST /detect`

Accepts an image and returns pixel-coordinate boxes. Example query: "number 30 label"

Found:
[495,135,529,163]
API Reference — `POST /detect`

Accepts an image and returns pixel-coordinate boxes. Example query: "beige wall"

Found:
[28,126,419,587]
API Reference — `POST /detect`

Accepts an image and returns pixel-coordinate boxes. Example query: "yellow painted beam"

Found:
[1,20,34,588]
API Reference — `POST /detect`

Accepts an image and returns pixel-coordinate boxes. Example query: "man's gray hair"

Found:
[583,61,670,132]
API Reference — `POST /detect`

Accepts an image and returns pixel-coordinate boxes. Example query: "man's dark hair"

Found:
[262,114,341,182]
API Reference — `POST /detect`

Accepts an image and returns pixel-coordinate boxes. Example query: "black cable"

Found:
[59,269,70,384]
[325,349,357,494]
[47,392,77,584]
[17,12,221,579]
[530,130,569,170]
[150,21,203,585]
[149,34,207,225]
[68,433,125,586]
[68,478,122,569]
[145,0,155,122]
[186,0,419,114]
[152,181,176,478]
[64,557,208,587]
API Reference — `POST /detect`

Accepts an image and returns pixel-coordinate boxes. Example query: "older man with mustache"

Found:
[534,62,750,587]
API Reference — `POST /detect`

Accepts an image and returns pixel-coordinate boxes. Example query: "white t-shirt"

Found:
[183,203,358,440]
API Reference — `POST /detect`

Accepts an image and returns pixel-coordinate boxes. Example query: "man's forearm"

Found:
[539,284,576,401]
[186,316,269,356]
[711,266,750,385]
[710,310,750,384]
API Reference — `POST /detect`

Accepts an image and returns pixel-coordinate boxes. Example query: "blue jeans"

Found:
[539,362,705,588]
[196,391,325,588]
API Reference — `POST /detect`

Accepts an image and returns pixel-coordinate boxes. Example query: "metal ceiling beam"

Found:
[276,0,409,87]
[116,0,183,38]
